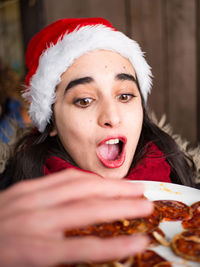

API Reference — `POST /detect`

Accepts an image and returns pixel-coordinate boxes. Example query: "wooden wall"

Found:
[22,0,200,144]
[0,0,24,75]
[127,0,197,144]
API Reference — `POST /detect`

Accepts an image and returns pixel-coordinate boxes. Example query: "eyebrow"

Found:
[64,73,137,93]
[115,73,137,83]
[65,77,94,91]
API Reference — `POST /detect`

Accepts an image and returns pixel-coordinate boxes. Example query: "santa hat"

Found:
[23,17,152,132]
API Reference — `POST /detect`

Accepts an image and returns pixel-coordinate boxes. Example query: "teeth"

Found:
[105,139,120,145]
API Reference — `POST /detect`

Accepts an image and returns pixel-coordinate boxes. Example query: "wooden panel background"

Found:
[128,0,197,143]
[35,0,199,144]
[43,0,127,32]
[20,0,44,54]
[166,0,196,144]
[0,0,24,75]
[197,0,200,143]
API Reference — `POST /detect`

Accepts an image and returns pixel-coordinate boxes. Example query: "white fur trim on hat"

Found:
[23,25,152,132]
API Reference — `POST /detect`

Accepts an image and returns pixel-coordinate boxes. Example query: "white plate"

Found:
[130,181,200,267]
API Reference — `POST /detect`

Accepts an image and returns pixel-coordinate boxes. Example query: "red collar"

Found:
[44,142,171,183]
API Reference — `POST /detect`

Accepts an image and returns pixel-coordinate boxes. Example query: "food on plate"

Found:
[64,199,200,266]
[149,228,169,247]
[153,200,190,221]
[65,207,162,238]
[131,250,172,267]
[171,229,200,262]
[182,201,200,229]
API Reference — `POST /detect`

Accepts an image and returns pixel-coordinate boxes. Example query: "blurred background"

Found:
[0,0,199,145]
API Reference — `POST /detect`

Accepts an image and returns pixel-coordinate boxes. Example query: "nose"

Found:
[98,100,121,128]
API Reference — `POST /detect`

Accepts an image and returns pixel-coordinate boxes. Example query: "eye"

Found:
[74,97,93,108]
[117,94,134,103]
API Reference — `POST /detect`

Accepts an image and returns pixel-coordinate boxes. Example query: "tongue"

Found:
[97,144,120,161]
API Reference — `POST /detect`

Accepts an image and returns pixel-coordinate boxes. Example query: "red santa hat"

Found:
[23,17,152,132]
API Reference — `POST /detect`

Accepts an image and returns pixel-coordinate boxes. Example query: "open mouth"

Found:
[96,137,126,168]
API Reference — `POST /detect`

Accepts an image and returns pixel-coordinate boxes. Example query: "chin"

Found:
[95,166,129,179]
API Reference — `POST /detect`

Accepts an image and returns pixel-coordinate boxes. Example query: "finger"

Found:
[0,232,149,266]
[2,198,153,237]
[0,169,100,206]
[0,169,87,196]
[33,178,144,208]
[2,178,144,216]
[44,234,150,265]
[30,198,153,233]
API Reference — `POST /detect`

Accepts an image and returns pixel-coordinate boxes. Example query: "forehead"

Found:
[61,50,136,80]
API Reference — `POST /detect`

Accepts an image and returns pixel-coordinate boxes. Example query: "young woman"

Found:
[0,17,197,266]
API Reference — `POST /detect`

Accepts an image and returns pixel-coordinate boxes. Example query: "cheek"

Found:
[126,107,143,158]
[125,105,143,133]
[58,124,86,158]
[56,109,94,147]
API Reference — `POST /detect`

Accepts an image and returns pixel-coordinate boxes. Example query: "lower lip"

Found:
[96,144,126,168]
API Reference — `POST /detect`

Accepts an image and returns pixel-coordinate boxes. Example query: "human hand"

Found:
[0,169,153,267]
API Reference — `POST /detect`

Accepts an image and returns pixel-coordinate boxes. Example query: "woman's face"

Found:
[51,50,143,179]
